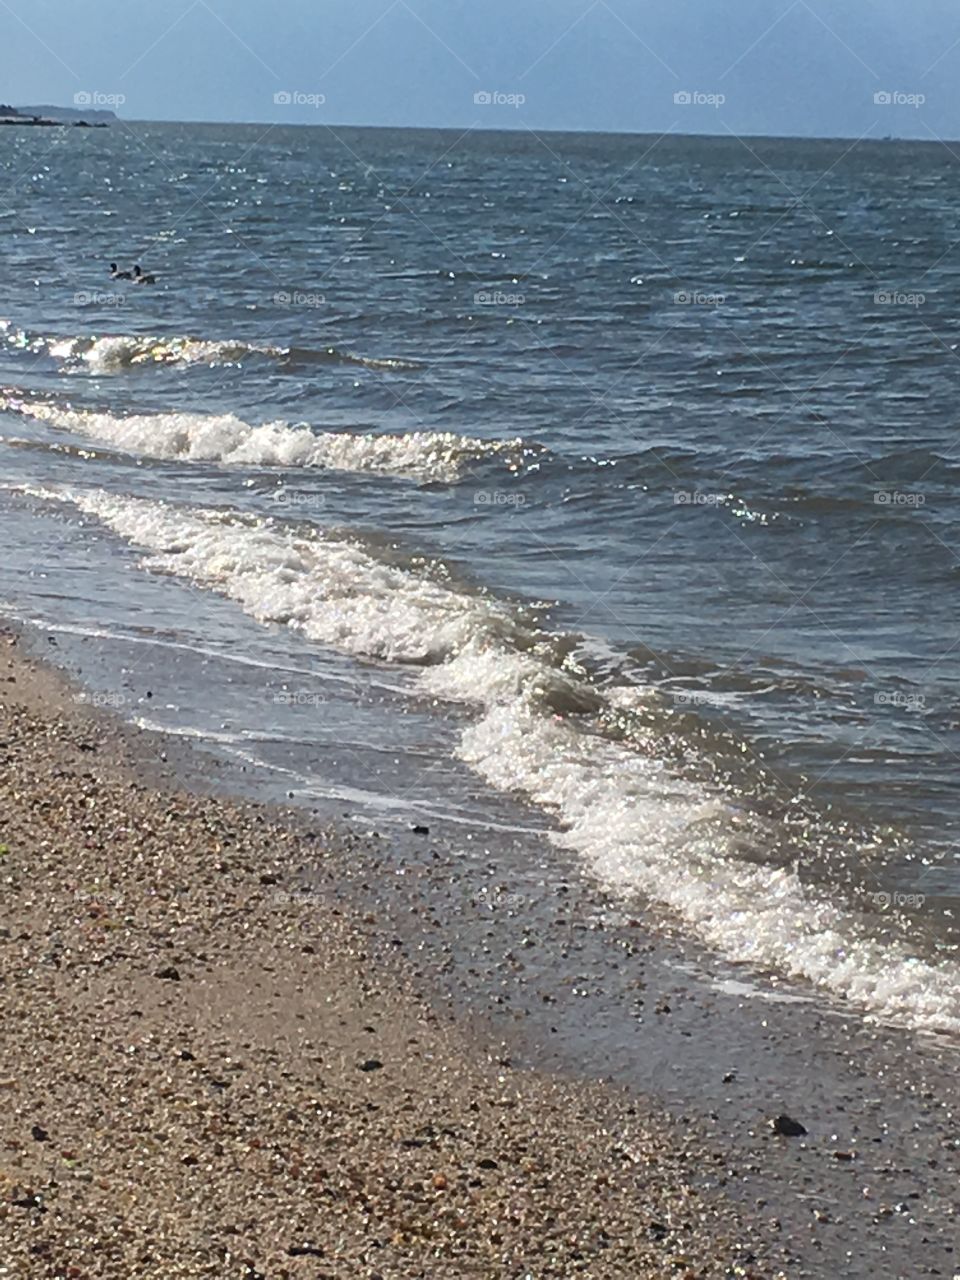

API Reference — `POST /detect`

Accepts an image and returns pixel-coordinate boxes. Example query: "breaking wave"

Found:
[1,324,422,373]
[0,395,539,484]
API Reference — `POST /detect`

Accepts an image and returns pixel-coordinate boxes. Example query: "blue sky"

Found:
[6,0,960,139]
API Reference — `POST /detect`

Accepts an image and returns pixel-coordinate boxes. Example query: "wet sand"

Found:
[4,617,960,1279]
[0,625,788,1278]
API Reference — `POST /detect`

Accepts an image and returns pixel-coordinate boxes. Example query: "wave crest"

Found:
[3,397,538,484]
[2,326,422,373]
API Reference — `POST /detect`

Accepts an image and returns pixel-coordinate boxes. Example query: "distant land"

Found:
[0,104,114,127]
[18,104,117,123]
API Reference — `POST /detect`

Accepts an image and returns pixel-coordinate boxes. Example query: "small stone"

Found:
[31,1125,49,1143]
[771,1114,807,1137]
[433,1173,448,1190]
[12,1194,44,1211]
[411,824,430,835]
[155,966,181,981]
[359,1059,383,1072]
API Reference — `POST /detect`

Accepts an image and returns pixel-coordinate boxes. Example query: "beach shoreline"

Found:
[2,616,959,1279]
[0,623,788,1278]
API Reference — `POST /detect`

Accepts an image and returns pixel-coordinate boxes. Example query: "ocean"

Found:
[2,121,959,1036]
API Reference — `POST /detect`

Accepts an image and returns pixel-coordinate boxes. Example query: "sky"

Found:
[5,0,960,140]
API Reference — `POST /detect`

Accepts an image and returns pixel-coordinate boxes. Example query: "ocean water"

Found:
[2,122,960,1034]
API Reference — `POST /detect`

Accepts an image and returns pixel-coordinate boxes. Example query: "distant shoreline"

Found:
[0,111,935,145]
[2,103,114,127]
[81,116,938,147]
[0,118,108,128]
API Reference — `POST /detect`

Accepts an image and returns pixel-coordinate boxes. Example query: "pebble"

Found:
[771,1114,807,1137]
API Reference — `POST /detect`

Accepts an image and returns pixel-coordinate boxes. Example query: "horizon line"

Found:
[86,117,953,146]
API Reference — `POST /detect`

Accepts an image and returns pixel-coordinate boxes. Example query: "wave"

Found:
[1,325,422,373]
[21,483,960,1037]
[1,396,539,484]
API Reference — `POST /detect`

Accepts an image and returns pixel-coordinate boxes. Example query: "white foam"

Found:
[6,328,422,373]
[456,698,960,1034]
[26,484,960,1036]
[54,334,277,371]
[8,400,532,484]
[38,487,513,663]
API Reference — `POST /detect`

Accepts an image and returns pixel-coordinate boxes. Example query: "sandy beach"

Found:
[0,625,789,1278]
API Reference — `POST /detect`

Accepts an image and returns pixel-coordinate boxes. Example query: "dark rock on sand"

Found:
[771,1113,807,1137]
[12,1194,45,1212]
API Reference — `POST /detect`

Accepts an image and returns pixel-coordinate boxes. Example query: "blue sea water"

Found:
[2,121,959,1032]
